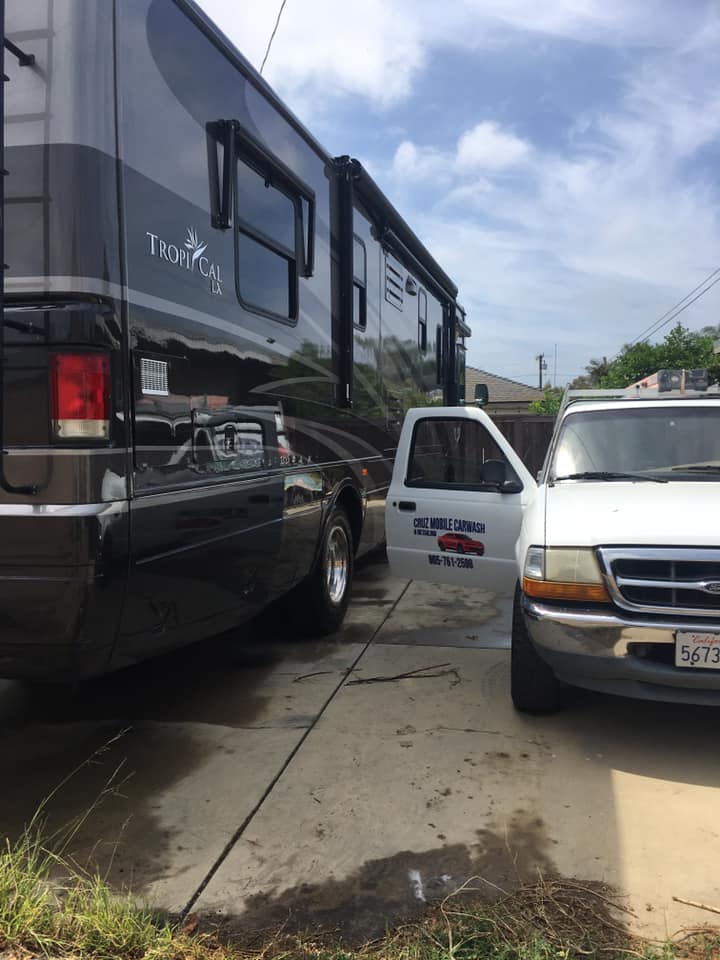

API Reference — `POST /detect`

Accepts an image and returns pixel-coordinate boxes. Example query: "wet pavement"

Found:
[0,557,405,910]
[0,556,718,942]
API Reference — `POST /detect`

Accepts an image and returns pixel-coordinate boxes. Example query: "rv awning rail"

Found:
[340,157,459,304]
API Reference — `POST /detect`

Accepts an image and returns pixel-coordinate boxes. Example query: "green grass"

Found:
[0,822,208,959]
[0,733,227,960]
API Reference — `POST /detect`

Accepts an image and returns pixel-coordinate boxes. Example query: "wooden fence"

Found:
[491,415,555,476]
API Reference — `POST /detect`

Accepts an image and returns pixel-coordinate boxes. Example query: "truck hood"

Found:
[544,481,720,547]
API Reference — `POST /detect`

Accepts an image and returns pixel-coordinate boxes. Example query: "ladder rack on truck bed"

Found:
[559,379,720,417]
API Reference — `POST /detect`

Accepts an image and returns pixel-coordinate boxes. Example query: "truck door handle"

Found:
[398,501,416,512]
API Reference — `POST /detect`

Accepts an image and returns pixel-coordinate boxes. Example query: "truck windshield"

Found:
[550,406,720,481]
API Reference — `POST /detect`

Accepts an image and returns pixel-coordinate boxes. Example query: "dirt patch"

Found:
[214,811,560,945]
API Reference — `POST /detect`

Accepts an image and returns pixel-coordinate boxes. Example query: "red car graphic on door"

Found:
[437,532,485,556]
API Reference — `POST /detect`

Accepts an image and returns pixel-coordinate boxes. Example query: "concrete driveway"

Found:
[0,556,718,942]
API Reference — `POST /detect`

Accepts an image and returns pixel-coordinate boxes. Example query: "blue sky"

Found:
[199,0,720,386]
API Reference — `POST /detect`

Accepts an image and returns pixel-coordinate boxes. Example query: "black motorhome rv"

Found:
[0,0,470,680]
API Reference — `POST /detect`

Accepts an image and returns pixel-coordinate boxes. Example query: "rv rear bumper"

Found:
[0,502,129,681]
[0,569,112,680]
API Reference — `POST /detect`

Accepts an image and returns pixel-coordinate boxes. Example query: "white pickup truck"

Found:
[385,383,720,713]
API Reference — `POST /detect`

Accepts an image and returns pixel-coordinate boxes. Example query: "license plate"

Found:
[675,632,720,669]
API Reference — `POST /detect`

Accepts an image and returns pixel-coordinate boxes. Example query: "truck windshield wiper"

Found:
[670,464,720,473]
[551,471,668,483]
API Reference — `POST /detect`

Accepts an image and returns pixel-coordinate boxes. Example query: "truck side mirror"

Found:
[474,383,489,407]
[501,480,523,494]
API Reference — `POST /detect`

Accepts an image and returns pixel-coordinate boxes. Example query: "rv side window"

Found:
[418,289,427,351]
[235,158,299,323]
[353,235,367,330]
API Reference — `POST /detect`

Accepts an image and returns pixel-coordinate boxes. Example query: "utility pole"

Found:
[535,353,547,389]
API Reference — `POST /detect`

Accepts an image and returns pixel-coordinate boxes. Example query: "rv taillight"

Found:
[50,353,111,440]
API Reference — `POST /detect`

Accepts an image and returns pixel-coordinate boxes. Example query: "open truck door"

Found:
[385,407,536,594]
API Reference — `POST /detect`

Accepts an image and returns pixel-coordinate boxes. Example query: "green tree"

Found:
[529,384,563,415]
[600,323,720,388]
[699,323,720,340]
[569,356,611,389]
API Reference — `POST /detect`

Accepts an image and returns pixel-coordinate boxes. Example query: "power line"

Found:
[643,272,720,339]
[260,0,289,75]
[613,265,720,359]
[628,267,720,346]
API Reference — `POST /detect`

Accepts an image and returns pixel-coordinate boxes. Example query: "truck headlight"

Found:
[523,546,609,602]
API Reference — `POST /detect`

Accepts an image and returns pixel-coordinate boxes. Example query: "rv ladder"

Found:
[0,0,38,494]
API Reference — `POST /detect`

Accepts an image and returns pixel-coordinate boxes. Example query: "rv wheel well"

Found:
[335,486,363,554]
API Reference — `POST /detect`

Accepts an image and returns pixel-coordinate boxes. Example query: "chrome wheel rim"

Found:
[326,524,349,605]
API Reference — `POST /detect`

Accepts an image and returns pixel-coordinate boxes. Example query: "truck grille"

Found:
[599,548,720,617]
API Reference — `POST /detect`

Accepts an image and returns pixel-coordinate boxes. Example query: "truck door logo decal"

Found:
[411,515,486,570]
[146,226,223,296]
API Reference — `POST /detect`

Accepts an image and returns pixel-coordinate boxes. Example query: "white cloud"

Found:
[618,58,720,161]
[197,0,707,115]
[391,141,449,183]
[456,122,531,171]
[391,121,531,186]
[198,0,425,113]
[459,0,683,47]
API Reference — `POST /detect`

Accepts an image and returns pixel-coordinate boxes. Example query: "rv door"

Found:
[385,407,535,593]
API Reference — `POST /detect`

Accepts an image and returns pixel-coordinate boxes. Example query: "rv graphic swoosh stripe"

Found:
[5,276,335,370]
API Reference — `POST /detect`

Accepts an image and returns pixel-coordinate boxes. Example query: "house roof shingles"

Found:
[465,366,544,405]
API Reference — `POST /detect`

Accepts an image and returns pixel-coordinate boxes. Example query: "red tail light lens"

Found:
[50,353,111,440]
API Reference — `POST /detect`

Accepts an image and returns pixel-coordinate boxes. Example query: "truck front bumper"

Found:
[522,596,720,704]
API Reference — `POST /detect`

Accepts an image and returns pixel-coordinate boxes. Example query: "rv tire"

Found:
[296,506,354,636]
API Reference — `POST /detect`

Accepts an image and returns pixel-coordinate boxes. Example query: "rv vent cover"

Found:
[140,358,169,396]
[385,253,404,310]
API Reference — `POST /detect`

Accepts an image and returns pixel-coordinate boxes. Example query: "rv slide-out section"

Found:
[0,0,469,680]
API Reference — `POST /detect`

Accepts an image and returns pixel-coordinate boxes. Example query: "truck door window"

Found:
[406,417,519,490]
